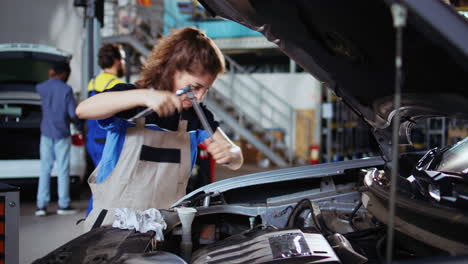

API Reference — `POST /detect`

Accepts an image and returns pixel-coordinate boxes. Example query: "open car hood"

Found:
[199,0,468,160]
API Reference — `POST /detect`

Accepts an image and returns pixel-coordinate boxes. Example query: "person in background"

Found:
[85,44,126,215]
[76,27,243,230]
[86,43,125,167]
[36,62,82,216]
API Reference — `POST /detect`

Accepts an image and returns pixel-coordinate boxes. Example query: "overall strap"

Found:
[136,117,146,128]
[103,77,118,91]
[178,119,188,132]
[91,209,108,229]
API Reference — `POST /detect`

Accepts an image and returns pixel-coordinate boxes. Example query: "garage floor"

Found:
[19,163,275,263]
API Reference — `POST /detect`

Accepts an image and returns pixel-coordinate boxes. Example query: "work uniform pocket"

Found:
[94,138,106,145]
[139,145,181,164]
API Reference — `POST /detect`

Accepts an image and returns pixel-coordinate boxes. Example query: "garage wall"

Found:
[214,73,322,144]
[0,0,85,94]
[215,73,321,110]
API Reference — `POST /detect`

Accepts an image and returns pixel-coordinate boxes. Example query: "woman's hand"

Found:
[144,90,182,117]
[203,128,243,170]
[203,138,236,165]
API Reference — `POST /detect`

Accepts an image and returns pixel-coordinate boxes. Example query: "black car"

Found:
[35,0,468,263]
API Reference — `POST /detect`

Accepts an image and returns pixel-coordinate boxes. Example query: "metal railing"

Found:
[217,55,313,163]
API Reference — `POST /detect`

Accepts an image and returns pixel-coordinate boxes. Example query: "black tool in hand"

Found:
[176,86,215,140]
[128,86,214,139]
[177,86,230,165]
[127,85,228,164]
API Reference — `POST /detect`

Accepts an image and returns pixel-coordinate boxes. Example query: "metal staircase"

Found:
[99,0,313,167]
[209,56,314,167]
[204,93,289,167]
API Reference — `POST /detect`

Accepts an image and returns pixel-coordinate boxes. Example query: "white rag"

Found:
[112,208,167,241]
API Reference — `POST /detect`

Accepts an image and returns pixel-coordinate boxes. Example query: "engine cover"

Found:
[191,228,340,264]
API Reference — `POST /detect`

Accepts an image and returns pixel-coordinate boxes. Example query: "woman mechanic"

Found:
[76,27,243,230]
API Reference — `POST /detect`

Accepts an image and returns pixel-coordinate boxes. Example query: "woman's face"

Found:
[173,71,217,109]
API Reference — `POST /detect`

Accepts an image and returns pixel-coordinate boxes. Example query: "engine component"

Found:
[32,226,154,263]
[191,228,340,264]
[176,207,197,262]
[287,199,331,235]
[328,233,367,264]
[115,251,187,264]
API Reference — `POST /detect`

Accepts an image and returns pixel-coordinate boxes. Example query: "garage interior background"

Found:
[0,1,468,263]
[1,0,467,166]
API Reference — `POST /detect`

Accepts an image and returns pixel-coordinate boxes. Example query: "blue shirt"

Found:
[36,78,80,139]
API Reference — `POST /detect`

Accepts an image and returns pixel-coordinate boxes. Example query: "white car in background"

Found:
[0,43,86,193]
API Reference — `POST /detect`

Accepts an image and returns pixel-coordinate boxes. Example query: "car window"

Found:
[0,103,41,126]
[0,58,52,84]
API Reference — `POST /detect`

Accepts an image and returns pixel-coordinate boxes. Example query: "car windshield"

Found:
[436,137,468,174]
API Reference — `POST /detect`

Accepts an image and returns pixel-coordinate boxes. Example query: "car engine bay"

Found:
[33,143,468,264]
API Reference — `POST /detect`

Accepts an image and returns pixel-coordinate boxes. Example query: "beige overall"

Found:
[83,118,191,232]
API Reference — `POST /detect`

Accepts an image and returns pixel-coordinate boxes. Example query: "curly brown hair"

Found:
[135,27,225,91]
